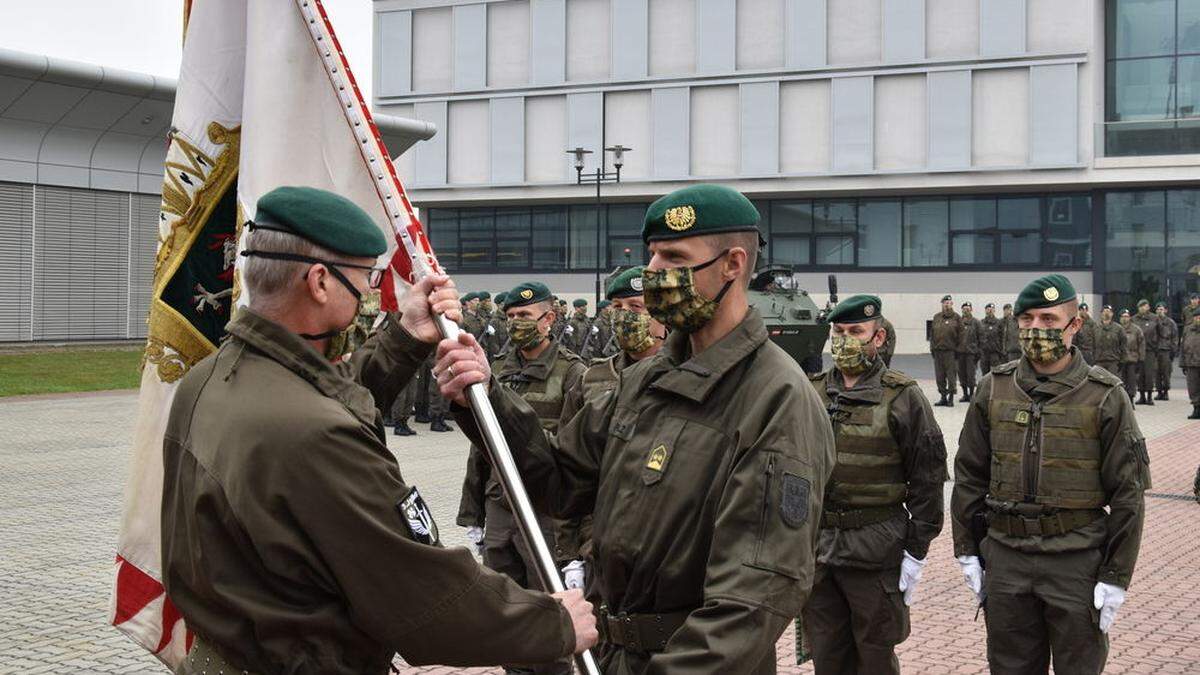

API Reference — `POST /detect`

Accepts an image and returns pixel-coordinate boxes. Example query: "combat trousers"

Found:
[933,349,957,396]
[1156,351,1173,392]
[1139,353,1157,393]
[1094,360,1120,378]
[424,362,450,416]
[802,564,909,675]
[1121,363,1140,398]
[980,351,1005,375]
[957,353,978,391]
[389,377,418,423]
[482,501,571,675]
[980,538,1107,675]
[1187,366,1200,406]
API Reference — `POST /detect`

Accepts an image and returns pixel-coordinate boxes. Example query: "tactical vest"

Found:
[499,349,580,434]
[986,362,1116,510]
[812,369,909,509]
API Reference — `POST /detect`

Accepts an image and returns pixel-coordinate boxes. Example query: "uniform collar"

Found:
[825,359,886,404]
[225,308,378,425]
[648,308,768,404]
[1015,347,1089,398]
[498,340,560,381]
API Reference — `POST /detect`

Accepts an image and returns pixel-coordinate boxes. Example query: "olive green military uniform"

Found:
[980,314,1006,374]
[951,349,1148,675]
[589,313,618,360]
[1121,318,1146,400]
[1003,314,1021,362]
[164,309,575,675]
[1181,321,1200,413]
[930,309,962,402]
[565,311,593,357]
[1131,309,1159,399]
[957,311,982,400]
[1077,316,1098,365]
[803,361,947,675]
[1182,300,1200,326]
[1155,313,1178,398]
[880,317,897,367]
[457,309,835,673]
[561,351,636,422]
[1092,319,1126,377]
[462,308,486,341]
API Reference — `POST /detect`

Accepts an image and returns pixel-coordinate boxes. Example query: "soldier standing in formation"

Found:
[488,292,510,361]
[979,303,1007,375]
[952,274,1148,675]
[880,315,897,367]
[438,183,834,672]
[803,295,947,675]
[389,364,420,436]
[1120,309,1146,401]
[1154,302,1178,400]
[1183,292,1200,325]
[1131,300,1159,405]
[929,295,962,407]
[1181,311,1200,419]
[1003,303,1022,362]
[957,301,982,402]
[161,187,596,674]
[566,298,593,356]
[1076,302,1097,364]
[1092,305,1126,377]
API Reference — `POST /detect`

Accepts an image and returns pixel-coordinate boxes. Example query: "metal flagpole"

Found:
[297,3,600,672]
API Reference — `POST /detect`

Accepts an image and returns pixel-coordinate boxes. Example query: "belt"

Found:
[989,508,1104,537]
[183,637,258,675]
[596,606,690,653]
[820,504,906,530]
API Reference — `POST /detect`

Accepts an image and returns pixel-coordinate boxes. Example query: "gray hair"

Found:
[242,228,354,309]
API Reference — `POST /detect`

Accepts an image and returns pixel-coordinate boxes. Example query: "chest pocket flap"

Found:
[609,405,639,442]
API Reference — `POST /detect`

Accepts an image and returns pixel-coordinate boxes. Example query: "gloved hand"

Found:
[591,325,599,334]
[486,324,496,335]
[957,555,985,604]
[562,560,586,590]
[465,526,484,556]
[898,552,927,606]
[1093,582,1126,633]
[564,325,574,335]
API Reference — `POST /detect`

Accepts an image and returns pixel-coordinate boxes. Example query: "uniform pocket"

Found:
[747,452,812,580]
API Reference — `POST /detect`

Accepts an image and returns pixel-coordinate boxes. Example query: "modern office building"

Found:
[374,0,1200,350]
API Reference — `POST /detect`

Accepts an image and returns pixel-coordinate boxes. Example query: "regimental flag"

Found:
[110,0,439,668]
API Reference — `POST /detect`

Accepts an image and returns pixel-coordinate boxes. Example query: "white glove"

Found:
[486,324,496,335]
[957,555,985,604]
[898,552,926,607]
[465,526,484,555]
[591,325,599,334]
[562,559,586,590]
[1093,582,1126,634]
[563,325,574,335]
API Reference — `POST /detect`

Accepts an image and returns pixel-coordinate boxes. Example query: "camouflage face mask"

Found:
[613,308,658,354]
[642,251,732,334]
[507,312,548,350]
[830,335,876,375]
[323,289,381,361]
[1019,325,1070,365]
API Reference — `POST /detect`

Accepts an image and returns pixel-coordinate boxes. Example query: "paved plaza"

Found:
[1,357,1198,674]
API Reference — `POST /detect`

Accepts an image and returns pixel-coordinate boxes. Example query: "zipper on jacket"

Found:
[756,454,777,559]
[1023,402,1043,502]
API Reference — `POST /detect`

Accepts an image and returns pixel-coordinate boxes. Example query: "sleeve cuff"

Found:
[1097,567,1130,588]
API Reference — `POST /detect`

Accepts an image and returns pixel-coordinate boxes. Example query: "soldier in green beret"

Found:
[1076,302,1097,365]
[1183,292,1200,325]
[581,299,618,360]
[1180,308,1200,419]
[1153,302,1178,400]
[1092,305,1126,378]
[957,301,982,402]
[488,292,510,361]
[1002,303,1022,362]
[162,186,596,675]
[802,295,947,675]
[879,315,897,367]
[979,303,1007,375]
[438,183,834,673]
[457,281,589,675]
[952,274,1148,675]
[562,298,592,356]
[1131,299,1160,405]
[1120,308,1145,400]
[929,294,962,406]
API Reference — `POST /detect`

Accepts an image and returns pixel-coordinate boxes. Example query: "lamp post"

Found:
[568,144,631,304]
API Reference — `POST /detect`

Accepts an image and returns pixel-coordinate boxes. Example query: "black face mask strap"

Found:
[241,249,363,302]
[691,249,730,273]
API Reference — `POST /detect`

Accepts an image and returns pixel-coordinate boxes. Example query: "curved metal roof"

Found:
[0,47,436,195]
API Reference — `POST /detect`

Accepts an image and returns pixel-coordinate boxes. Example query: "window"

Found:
[531,207,569,270]
[769,201,812,266]
[857,200,901,267]
[813,200,856,265]
[997,197,1042,265]
[1105,190,1167,311]
[458,208,494,270]
[950,198,996,265]
[1044,195,1093,267]
[494,207,531,269]
[903,199,949,267]
[1105,0,1200,156]
[426,209,459,269]
[606,204,648,268]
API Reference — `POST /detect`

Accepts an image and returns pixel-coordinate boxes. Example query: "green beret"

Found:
[1137,299,1150,307]
[1014,274,1076,316]
[1120,308,1131,316]
[1155,301,1167,309]
[478,291,491,300]
[597,300,611,309]
[462,292,478,302]
[254,186,386,257]
[642,184,761,244]
[606,267,646,299]
[494,292,508,306]
[504,281,552,309]
[573,298,588,308]
[828,294,882,324]
[1079,302,1089,310]
[941,294,952,302]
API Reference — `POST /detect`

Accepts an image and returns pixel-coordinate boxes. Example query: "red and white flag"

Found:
[111,0,439,668]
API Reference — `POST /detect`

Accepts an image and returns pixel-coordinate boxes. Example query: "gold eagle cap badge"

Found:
[864,304,875,317]
[664,205,697,231]
[520,289,534,300]
[1043,286,1060,301]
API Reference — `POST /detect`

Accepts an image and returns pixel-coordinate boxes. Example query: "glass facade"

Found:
[1105,0,1200,156]
[1105,188,1200,312]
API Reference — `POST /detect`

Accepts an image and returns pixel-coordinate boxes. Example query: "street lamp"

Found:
[568,144,632,304]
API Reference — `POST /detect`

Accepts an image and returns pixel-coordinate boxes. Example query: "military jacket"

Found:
[880,317,897,362]
[1003,316,1021,354]
[957,315,982,354]
[1093,321,1127,364]
[930,310,962,351]
[564,314,592,355]
[1183,303,1200,326]
[461,310,486,340]
[1156,316,1178,354]
[1077,317,1098,363]
[161,309,573,675]
[561,351,638,422]
[457,309,835,673]
[1132,312,1159,351]
[1122,323,1146,363]
[981,316,1005,354]
[951,349,1148,588]
[1181,323,1200,367]
[809,362,947,569]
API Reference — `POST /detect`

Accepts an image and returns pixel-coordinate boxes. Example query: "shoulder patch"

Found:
[880,369,915,388]
[397,486,440,546]
[1086,365,1122,387]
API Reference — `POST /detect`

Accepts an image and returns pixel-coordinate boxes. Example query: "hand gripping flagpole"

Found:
[297,3,600,673]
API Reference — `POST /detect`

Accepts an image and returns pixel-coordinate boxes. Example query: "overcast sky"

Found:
[0,0,376,102]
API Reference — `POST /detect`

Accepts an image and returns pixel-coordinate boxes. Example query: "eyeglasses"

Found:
[240,250,387,289]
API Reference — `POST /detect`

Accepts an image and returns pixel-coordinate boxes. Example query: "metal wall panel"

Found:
[696,0,737,74]
[412,7,453,92]
[128,193,159,339]
[567,92,604,174]
[874,74,926,170]
[1029,64,1077,165]
[567,0,610,81]
[604,90,651,178]
[829,0,881,64]
[487,1,531,88]
[491,97,526,183]
[740,82,780,175]
[779,79,830,172]
[738,0,785,70]
[531,0,567,84]
[525,95,568,182]
[883,0,925,63]
[691,85,739,176]
[649,0,696,76]
[980,0,1026,56]
[785,0,827,67]
[447,100,490,183]
[927,70,971,169]
[413,101,448,186]
[612,0,649,80]
[831,76,874,173]
[0,182,33,341]
[378,10,412,96]
[972,67,1029,166]
[651,87,690,178]
[453,4,487,90]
